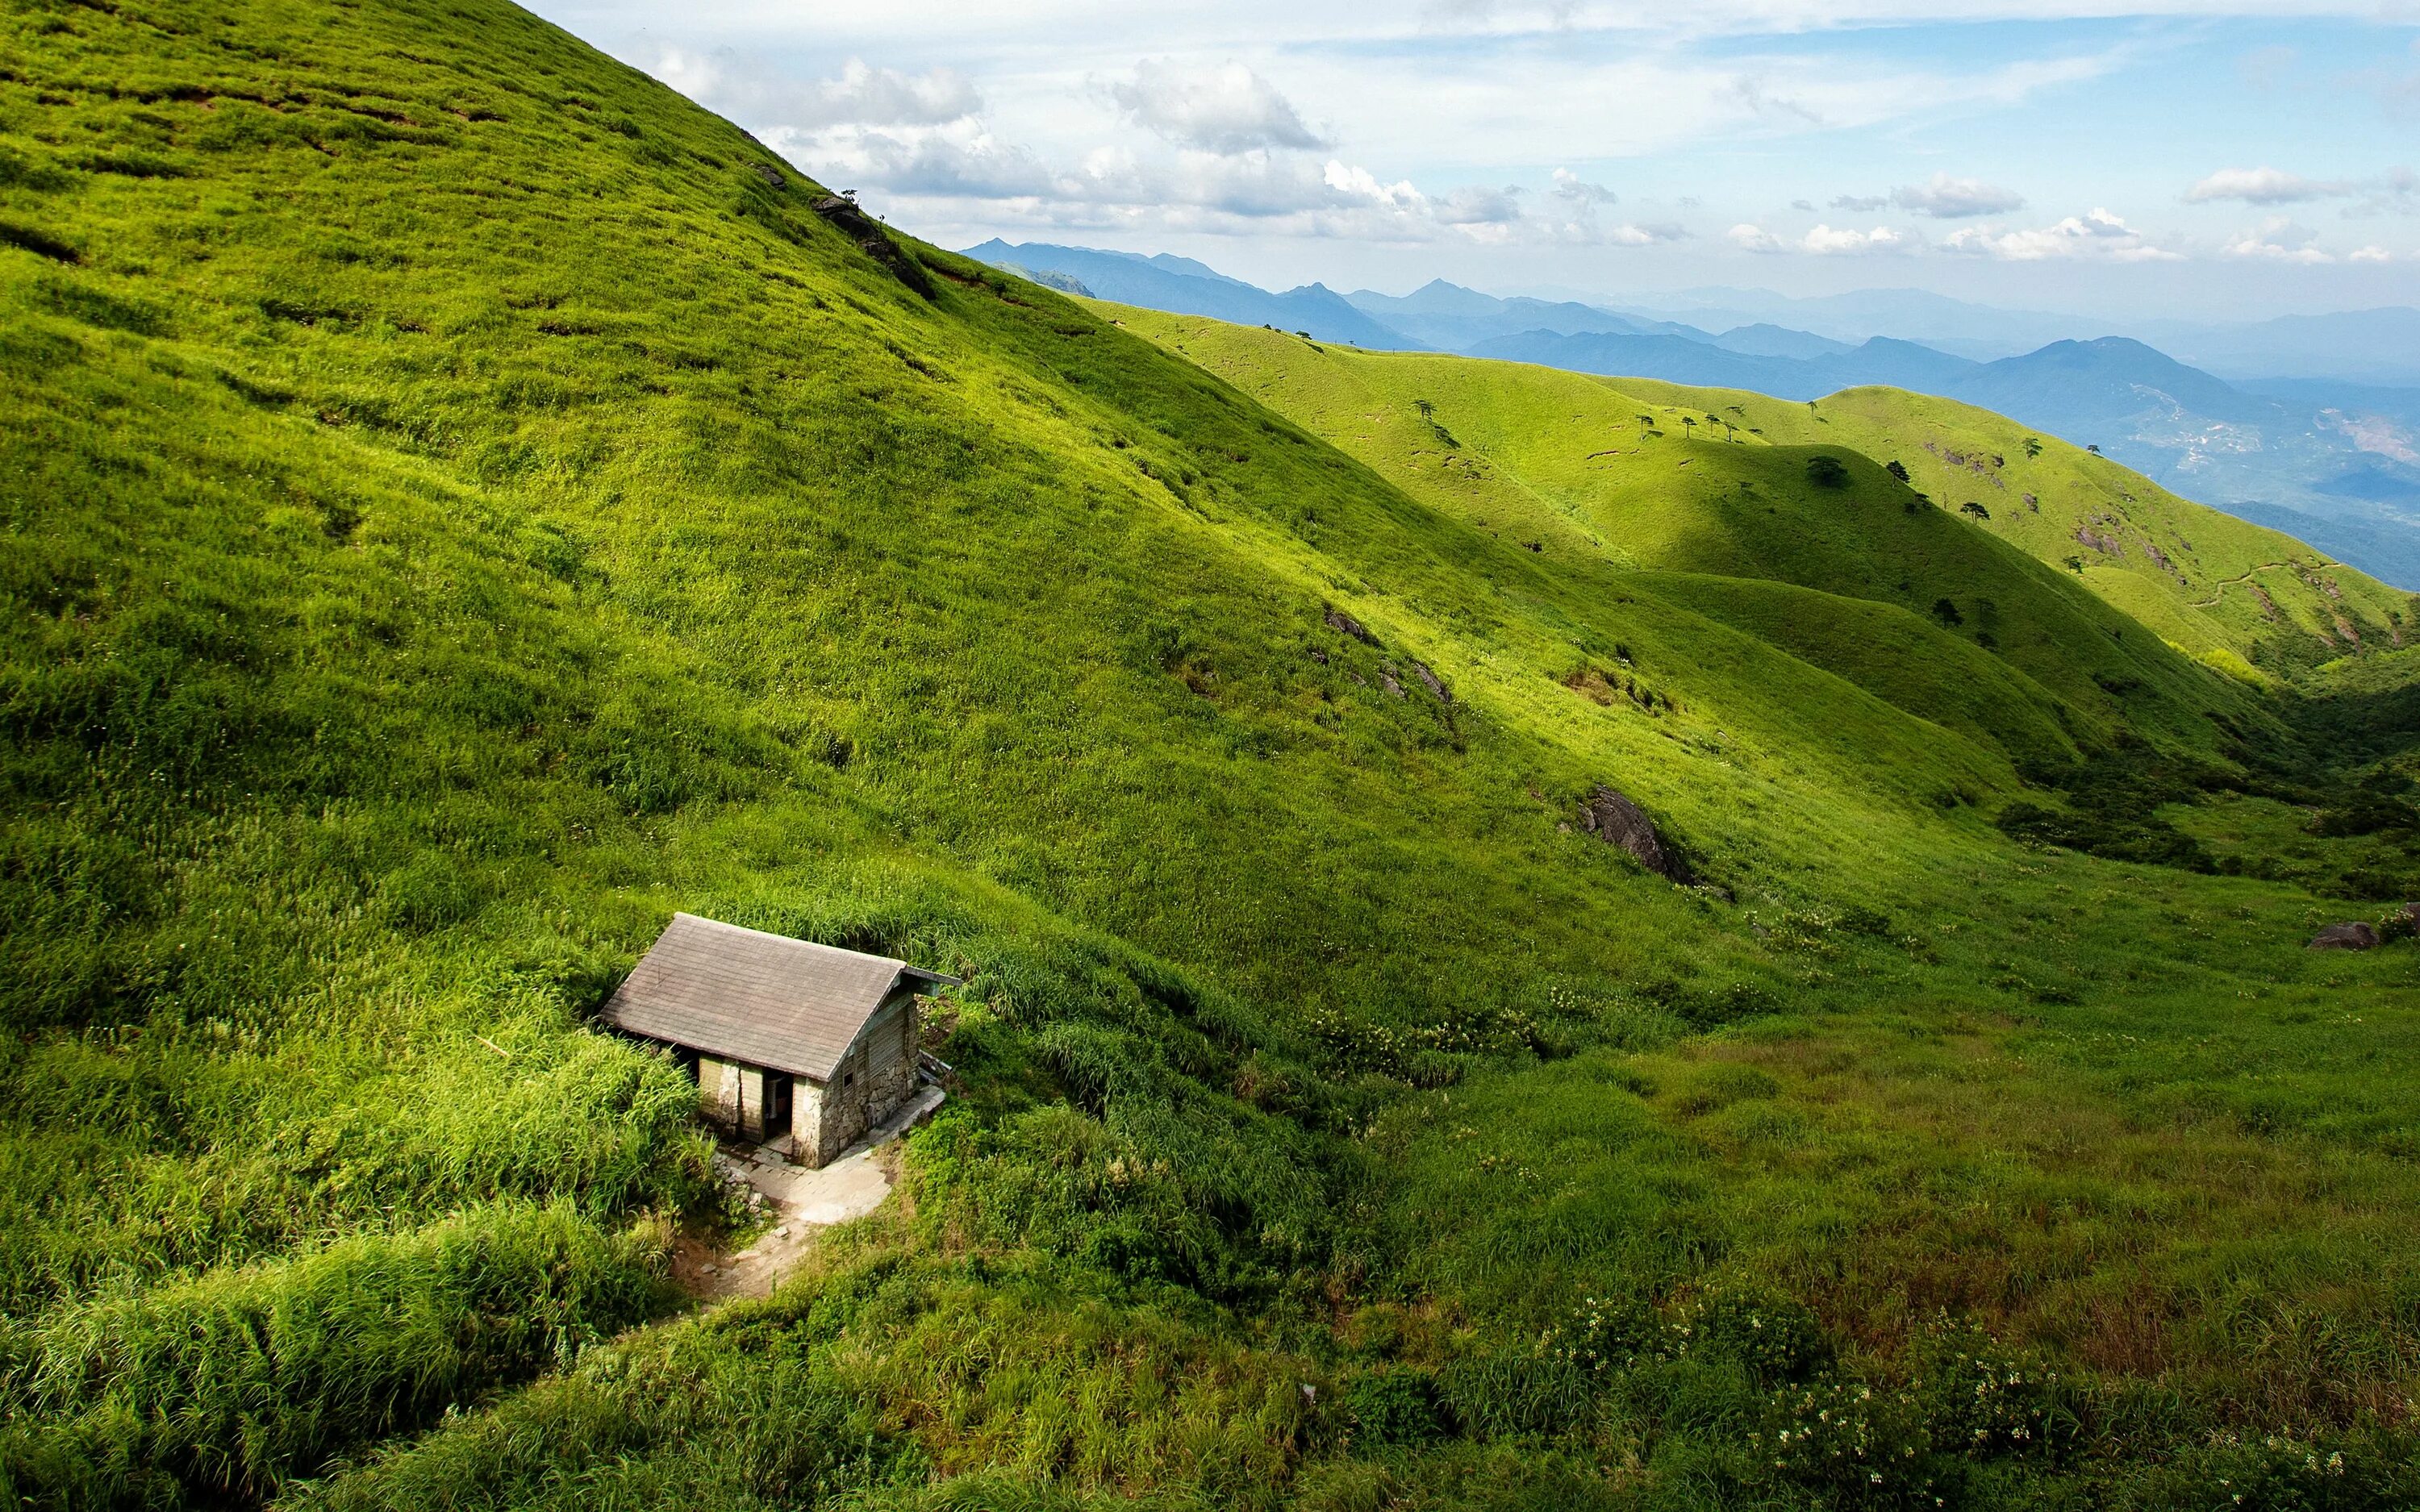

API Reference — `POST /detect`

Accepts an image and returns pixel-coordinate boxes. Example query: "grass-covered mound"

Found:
[5,1,2420,1507]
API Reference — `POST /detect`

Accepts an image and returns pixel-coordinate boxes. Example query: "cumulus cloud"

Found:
[1892,173,2024,219]
[1551,168,1618,206]
[1604,222,1689,244]
[772,124,1054,200]
[1106,60,1326,154]
[1729,222,1902,255]
[1437,183,1525,225]
[2224,216,2334,264]
[1537,169,1682,246]
[2187,165,2420,220]
[1942,207,2178,261]
[2184,166,2346,205]
[2351,245,2393,263]
[1803,223,1909,255]
[654,51,980,131]
[2345,166,2419,219]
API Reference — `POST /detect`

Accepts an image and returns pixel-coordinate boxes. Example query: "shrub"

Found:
[1679,1283,1831,1386]
[1342,1367,1450,1446]
[1806,456,1852,489]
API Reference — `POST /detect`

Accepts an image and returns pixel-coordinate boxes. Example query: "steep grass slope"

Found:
[1120,315,2271,760]
[5,2,2420,1509]
[1746,385,2417,675]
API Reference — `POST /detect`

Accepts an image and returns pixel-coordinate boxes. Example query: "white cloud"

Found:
[2223,215,2334,263]
[773,123,1054,199]
[2184,165,2345,205]
[2350,245,2393,262]
[1537,169,1687,246]
[654,50,981,130]
[1105,59,1326,154]
[1728,222,1904,254]
[2344,166,2419,219]
[1321,159,1426,210]
[1551,168,1618,206]
[1802,223,1909,254]
[1450,183,1525,220]
[1942,207,2178,261]
[1891,173,2024,218]
[1828,194,1887,212]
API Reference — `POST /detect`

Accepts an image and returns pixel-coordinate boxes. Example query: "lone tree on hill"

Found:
[1887,460,1911,483]
[1805,455,1852,489]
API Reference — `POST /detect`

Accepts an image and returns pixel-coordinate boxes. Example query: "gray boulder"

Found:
[2309,922,2380,951]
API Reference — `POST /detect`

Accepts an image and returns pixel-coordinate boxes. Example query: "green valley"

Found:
[5,2,2420,1508]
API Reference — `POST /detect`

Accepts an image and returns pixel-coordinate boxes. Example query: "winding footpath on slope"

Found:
[2193,560,2306,609]
[674,1086,946,1303]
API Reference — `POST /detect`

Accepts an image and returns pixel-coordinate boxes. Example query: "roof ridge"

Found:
[669,911,906,968]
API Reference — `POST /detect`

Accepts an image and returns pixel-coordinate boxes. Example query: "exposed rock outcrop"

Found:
[810,195,935,299]
[1324,606,1379,645]
[1578,784,1694,884]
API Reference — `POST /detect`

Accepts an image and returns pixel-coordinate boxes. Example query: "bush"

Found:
[1806,456,1852,489]
[1679,1283,1831,1386]
[1343,1367,1450,1446]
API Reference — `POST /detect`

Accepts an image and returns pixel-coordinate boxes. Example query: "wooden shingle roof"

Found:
[599,914,949,1082]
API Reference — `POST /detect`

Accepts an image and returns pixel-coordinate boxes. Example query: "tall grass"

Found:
[0,1202,673,1506]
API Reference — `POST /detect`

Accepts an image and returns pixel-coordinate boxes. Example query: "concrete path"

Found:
[681,1084,946,1302]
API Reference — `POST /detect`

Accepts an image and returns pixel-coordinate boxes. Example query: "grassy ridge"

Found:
[1113,319,2420,764]
[5,0,2420,1506]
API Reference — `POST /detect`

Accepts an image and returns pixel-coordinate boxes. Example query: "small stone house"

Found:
[599,913,956,1167]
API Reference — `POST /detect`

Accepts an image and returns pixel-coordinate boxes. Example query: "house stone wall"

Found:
[787,993,920,1168]
[699,1056,741,1129]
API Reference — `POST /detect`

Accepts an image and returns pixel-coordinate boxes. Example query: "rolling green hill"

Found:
[6,2,2420,1509]
[1118,313,2418,746]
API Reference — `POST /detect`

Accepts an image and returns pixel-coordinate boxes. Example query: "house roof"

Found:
[598,913,953,1082]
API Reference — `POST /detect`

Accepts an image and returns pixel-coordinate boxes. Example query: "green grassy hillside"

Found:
[6,2,2420,1508]
[1120,314,2418,754]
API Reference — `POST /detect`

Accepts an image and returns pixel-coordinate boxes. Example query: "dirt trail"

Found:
[673,1085,945,1302]
[2193,560,2315,608]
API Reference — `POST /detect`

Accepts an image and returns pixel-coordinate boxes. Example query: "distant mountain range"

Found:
[966,241,2420,589]
[960,240,1406,349]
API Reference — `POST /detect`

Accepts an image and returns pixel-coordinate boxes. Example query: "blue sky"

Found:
[528,1,2420,320]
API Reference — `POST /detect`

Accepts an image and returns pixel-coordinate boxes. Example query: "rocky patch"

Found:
[812,194,936,299]
[1578,784,1695,884]
[2310,922,2380,950]
[1324,606,1379,644]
